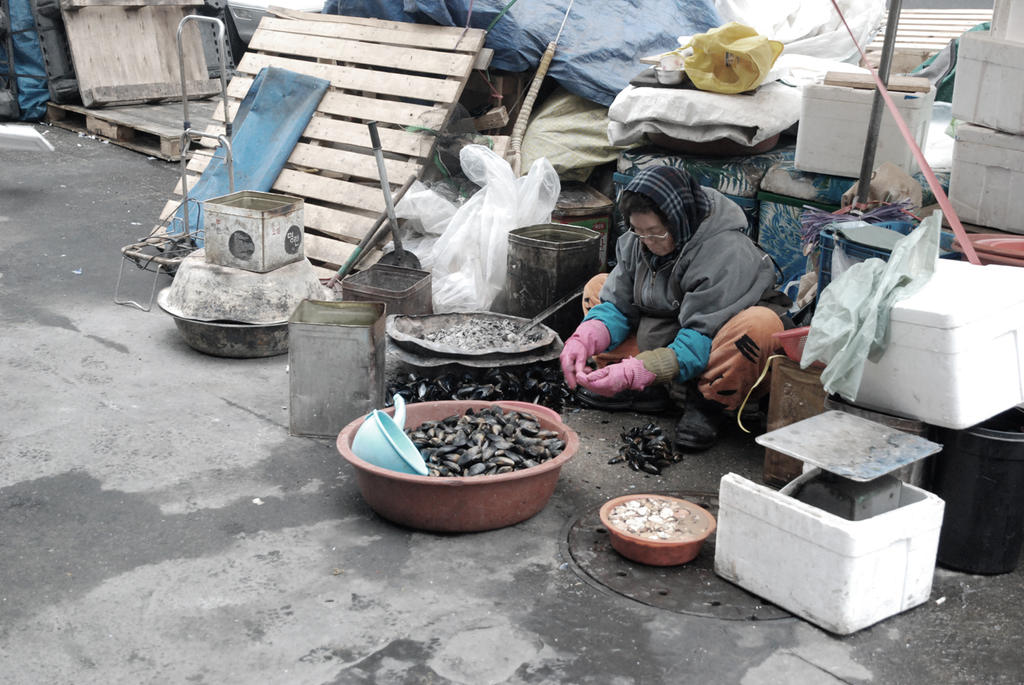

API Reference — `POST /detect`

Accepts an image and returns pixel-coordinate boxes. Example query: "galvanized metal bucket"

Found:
[288,300,386,438]
[505,223,602,340]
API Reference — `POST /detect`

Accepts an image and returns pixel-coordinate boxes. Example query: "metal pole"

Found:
[855,0,903,207]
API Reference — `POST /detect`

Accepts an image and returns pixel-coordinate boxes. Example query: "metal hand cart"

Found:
[114,14,235,311]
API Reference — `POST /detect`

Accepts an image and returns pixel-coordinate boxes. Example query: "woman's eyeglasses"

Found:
[630,228,670,240]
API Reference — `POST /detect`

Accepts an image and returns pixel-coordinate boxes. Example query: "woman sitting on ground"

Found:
[559,165,792,450]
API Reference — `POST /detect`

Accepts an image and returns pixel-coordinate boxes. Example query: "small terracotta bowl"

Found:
[599,494,716,566]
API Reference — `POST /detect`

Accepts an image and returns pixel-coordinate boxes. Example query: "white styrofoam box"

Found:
[203,191,304,273]
[714,471,944,635]
[795,82,935,178]
[949,123,1024,233]
[992,0,1024,43]
[853,259,1024,429]
[952,31,1024,136]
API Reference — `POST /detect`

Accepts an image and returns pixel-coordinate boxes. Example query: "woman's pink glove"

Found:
[559,319,611,389]
[577,357,656,397]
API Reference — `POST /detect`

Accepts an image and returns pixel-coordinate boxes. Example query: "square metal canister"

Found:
[288,300,386,438]
[203,190,305,273]
[340,263,433,316]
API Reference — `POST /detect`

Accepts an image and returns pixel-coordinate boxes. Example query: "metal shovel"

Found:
[367,121,421,269]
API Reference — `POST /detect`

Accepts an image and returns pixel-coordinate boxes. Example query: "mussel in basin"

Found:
[337,400,578,532]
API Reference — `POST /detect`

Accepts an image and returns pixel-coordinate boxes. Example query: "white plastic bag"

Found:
[802,213,941,401]
[394,180,458,236]
[427,145,560,312]
[712,0,883,63]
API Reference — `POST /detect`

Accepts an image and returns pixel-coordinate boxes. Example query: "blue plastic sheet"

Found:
[1,0,49,120]
[170,66,329,243]
[322,0,721,106]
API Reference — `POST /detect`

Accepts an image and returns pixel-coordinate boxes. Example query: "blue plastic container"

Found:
[817,221,960,301]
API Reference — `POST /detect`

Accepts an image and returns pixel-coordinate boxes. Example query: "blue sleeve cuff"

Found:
[583,302,631,351]
[668,328,712,382]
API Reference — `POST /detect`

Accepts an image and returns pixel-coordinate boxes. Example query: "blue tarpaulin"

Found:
[322,0,721,106]
[170,66,330,244]
[1,0,49,120]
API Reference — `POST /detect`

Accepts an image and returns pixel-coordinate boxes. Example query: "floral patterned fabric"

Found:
[618,145,796,199]
[755,161,950,296]
[614,144,797,239]
[759,160,949,206]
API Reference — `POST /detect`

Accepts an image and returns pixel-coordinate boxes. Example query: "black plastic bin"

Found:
[932,408,1024,574]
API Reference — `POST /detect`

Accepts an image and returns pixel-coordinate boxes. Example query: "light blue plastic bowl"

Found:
[392,393,406,429]
[351,409,428,476]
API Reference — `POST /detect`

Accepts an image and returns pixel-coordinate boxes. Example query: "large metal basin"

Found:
[158,290,288,357]
[159,250,328,324]
[386,312,558,358]
[337,400,578,532]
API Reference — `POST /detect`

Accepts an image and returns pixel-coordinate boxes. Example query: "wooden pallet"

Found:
[46,99,218,160]
[161,11,506,278]
[865,8,993,72]
[60,0,220,107]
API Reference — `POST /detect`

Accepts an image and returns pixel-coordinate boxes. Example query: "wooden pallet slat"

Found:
[258,16,474,53]
[863,8,992,72]
[86,79,222,106]
[301,114,436,159]
[186,142,420,188]
[303,232,361,269]
[273,169,386,214]
[867,8,993,50]
[224,76,447,131]
[62,0,202,7]
[264,9,487,51]
[316,92,448,131]
[250,27,475,77]
[236,51,461,104]
[288,143,421,184]
[303,204,380,244]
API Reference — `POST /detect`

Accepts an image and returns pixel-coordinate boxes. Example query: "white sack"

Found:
[712,0,884,63]
[607,81,802,147]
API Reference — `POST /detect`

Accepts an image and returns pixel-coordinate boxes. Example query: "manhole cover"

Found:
[561,490,791,621]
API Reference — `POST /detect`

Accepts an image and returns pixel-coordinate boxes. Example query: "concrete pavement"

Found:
[1,124,1021,684]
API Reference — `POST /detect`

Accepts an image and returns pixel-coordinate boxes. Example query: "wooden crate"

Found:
[59,0,221,107]
[163,10,507,277]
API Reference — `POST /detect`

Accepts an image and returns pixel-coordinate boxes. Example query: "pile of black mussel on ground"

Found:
[406,406,566,478]
[387,365,572,413]
[608,423,681,475]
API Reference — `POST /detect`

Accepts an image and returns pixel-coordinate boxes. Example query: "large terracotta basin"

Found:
[337,400,579,533]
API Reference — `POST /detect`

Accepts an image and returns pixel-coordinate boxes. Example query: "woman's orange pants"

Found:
[582,273,784,411]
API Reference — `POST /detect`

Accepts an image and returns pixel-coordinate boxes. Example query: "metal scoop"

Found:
[516,285,586,337]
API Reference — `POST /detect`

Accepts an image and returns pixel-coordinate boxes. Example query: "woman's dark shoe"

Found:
[674,395,726,451]
[574,385,671,413]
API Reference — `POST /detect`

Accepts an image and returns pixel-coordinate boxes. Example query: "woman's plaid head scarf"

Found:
[624,165,710,245]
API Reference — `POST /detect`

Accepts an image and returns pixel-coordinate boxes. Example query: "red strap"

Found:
[829,0,981,264]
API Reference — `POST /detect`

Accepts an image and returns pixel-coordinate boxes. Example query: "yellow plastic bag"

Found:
[682,22,784,94]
